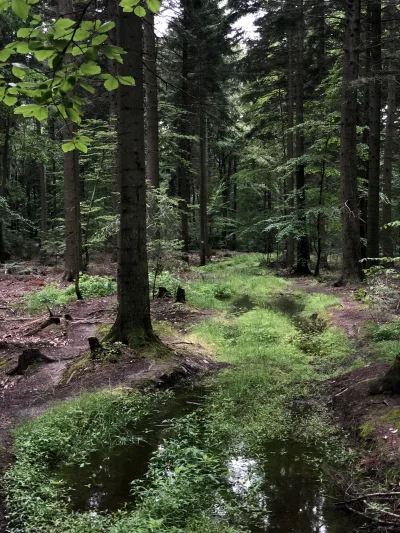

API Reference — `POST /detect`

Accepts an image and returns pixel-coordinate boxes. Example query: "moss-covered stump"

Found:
[370,355,400,395]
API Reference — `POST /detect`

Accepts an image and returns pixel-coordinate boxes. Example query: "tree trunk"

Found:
[177,12,190,261]
[366,0,381,261]
[199,106,208,266]
[107,8,155,346]
[58,0,81,282]
[286,0,295,268]
[381,0,396,258]
[294,0,311,275]
[109,0,119,262]
[231,156,237,251]
[36,120,47,244]
[339,0,362,282]
[144,11,160,190]
[0,115,10,263]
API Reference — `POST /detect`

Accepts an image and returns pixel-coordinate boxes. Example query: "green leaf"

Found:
[12,0,30,20]
[119,0,140,9]
[54,18,75,30]
[75,141,88,153]
[72,45,86,56]
[134,5,146,17]
[80,60,101,75]
[92,34,108,46]
[34,49,54,60]
[104,75,118,91]
[65,106,81,123]
[62,141,75,153]
[32,106,48,120]
[118,75,135,86]
[146,0,160,13]
[74,29,91,41]
[98,21,115,33]
[17,27,31,38]
[0,49,12,61]
[3,94,17,106]
[80,80,95,94]
[0,0,9,14]
[15,41,30,53]
[12,64,27,79]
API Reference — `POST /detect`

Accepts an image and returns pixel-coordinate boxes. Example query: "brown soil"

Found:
[0,272,218,531]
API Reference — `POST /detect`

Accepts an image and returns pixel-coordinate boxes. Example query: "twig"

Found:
[334,492,400,506]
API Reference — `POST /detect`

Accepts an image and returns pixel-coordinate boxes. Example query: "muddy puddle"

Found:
[231,294,305,316]
[61,295,364,531]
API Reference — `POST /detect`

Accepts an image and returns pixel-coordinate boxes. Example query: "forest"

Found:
[0,0,399,532]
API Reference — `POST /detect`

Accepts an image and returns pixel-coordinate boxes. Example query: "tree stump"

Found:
[370,355,400,395]
[88,336,103,360]
[176,286,186,303]
[8,349,56,376]
[157,287,171,298]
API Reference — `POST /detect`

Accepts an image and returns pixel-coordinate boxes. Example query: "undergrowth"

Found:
[23,274,117,313]
[6,254,360,533]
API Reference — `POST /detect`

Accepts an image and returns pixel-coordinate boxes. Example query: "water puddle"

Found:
[231,294,305,316]
[226,439,364,532]
[60,389,205,512]
[59,294,363,531]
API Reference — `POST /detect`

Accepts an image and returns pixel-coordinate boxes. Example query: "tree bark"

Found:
[294,0,311,275]
[366,0,382,261]
[0,115,10,263]
[339,0,362,282]
[107,8,155,346]
[177,9,190,260]
[36,120,47,244]
[381,0,396,258]
[58,0,81,282]
[286,0,295,268]
[199,105,208,266]
[144,11,160,191]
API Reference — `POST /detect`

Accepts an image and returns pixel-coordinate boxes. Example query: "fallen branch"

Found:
[334,492,400,506]
[24,316,61,336]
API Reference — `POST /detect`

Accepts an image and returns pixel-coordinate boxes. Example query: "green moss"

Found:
[61,352,91,384]
[360,408,400,443]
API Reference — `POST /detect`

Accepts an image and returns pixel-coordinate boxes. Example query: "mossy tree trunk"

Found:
[106,8,155,347]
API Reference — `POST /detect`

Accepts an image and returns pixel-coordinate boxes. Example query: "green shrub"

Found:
[23,274,117,313]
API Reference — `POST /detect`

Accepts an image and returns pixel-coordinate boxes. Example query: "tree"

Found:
[106,6,155,346]
[366,0,382,261]
[381,0,397,258]
[339,0,362,282]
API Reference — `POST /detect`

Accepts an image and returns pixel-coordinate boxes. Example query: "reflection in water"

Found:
[224,440,363,533]
[60,389,205,512]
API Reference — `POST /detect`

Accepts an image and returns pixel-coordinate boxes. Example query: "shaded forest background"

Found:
[0,0,398,282]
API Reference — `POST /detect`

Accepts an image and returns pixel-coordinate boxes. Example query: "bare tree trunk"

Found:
[381,0,396,258]
[58,0,81,282]
[36,120,47,244]
[286,0,295,268]
[199,105,208,266]
[339,0,362,282]
[109,0,119,262]
[295,0,311,275]
[0,115,10,263]
[177,12,190,261]
[144,11,160,190]
[231,156,237,251]
[366,0,381,261]
[107,8,155,346]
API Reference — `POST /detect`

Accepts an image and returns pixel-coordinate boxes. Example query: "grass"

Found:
[5,254,360,533]
[23,274,117,314]
[365,321,400,363]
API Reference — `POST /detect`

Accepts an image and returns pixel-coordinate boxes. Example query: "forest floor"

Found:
[0,256,400,531]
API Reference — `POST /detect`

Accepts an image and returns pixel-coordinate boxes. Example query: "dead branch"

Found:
[334,492,400,506]
[24,316,61,336]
